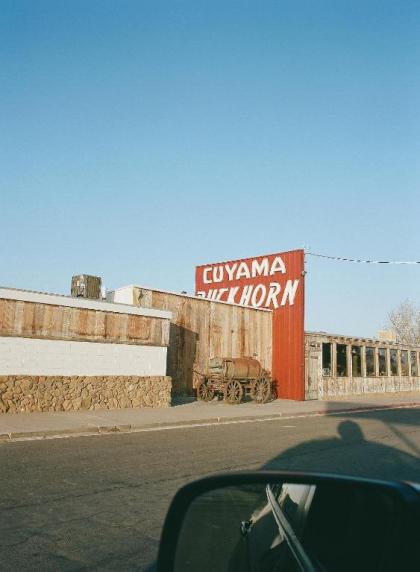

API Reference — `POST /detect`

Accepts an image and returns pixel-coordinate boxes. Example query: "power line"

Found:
[306,252,420,265]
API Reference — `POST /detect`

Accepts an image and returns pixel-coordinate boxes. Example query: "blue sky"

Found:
[1,0,419,337]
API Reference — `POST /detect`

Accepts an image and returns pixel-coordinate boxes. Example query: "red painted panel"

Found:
[272,250,305,400]
[195,249,305,400]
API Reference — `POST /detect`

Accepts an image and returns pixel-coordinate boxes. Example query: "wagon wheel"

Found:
[223,380,244,404]
[250,378,271,404]
[197,379,215,402]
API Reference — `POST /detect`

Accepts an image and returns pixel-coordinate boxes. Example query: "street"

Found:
[1,406,420,571]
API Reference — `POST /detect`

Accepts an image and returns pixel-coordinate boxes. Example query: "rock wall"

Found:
[322,376,420,398]
[0,375,172,414]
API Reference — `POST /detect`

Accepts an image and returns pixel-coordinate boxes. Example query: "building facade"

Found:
[110,285,420,400]
[109,285,272,395]
[305,331,420,399]
[0,287,172,413]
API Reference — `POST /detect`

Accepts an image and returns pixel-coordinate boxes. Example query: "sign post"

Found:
[195,249,305,400]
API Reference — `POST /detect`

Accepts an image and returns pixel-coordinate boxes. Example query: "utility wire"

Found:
[306,252,420,264]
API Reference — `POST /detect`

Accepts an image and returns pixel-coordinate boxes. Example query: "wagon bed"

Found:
[196,357,272,404]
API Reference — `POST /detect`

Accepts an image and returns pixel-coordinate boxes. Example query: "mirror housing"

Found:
[157,471,420,572]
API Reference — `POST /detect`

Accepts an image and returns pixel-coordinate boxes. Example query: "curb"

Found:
[2,401,420,442]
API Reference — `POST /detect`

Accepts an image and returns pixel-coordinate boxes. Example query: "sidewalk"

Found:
[1,392,420,442]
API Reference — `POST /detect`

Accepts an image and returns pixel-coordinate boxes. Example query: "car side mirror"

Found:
[157,471,420,572]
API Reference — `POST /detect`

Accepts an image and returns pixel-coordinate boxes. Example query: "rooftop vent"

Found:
[71,275,102,300]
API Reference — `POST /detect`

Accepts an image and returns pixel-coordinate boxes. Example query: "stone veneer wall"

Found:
[321,376,420,398]
[0,375,171,414]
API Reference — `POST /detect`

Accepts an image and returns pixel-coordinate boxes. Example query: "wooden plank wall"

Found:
[0,299,169,347]
[133,288,272,395]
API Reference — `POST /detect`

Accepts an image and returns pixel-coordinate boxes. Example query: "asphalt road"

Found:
[1,407,420,571]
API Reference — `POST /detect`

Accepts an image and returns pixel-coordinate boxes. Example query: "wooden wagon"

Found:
[196,357,272,405]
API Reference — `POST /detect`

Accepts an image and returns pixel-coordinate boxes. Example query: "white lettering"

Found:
[239,285,253,305]
[196,291,206,298]
[251,257,269,278]
[205,289,218,301]
[216,288,229,301]
[225,263,238,281]
[251,284,266,308]
[227,286,240,304]
[236,261,251,280]
[269,256,286,276]
[203,267,212,284]
[280,279,299,306]
[265,282,282,309]
[213,266,223,283]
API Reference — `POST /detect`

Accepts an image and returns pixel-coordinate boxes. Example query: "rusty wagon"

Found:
[196,357,272,404]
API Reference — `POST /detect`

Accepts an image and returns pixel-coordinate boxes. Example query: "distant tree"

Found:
[386,300,420,345]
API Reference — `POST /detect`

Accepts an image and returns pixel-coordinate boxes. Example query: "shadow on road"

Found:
[144,405,420,571]
[262,406,420,481]
[326,400,420,458]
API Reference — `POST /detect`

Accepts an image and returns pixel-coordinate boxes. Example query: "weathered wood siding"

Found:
[305,332,420,399]
[0,298,169,347]
[133,288,272,395]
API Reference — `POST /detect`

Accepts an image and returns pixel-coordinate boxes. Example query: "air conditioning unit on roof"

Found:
[71,275,102,300]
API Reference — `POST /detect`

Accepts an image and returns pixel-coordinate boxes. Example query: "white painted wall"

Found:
[0,337,167,376]
[107,286,135,305]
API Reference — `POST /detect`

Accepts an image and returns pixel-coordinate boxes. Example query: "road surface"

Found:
[0,406,419,571]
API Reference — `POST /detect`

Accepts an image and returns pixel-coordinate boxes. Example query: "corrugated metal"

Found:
[133,287,272,395]
[0,298,169,347]
[272,250,305,400]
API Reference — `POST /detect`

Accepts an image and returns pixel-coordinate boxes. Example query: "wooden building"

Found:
[305,331,420,400]
[0,287,172,414]
[110,286,420,400]
[109,286,272,395]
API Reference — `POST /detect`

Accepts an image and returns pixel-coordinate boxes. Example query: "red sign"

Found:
[195,249,305,400]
